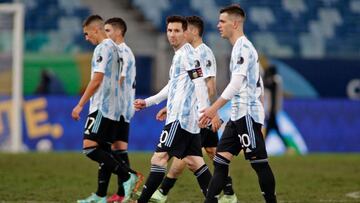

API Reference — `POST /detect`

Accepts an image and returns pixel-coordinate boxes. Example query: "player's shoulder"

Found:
[182,43,195,53]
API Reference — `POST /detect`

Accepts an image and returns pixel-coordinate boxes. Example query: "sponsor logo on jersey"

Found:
[96,56,103,63]
[237,56,244,65]
[206,60,212,67]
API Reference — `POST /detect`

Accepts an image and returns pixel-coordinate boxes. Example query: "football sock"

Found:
[96,163,111,197]
[159,176,177,195]
[112,150,129,196]
[83,146,130,181]
[194,164,212,197]
[205,153,230,202]
[137,165,166,203]
[223,176,235,195]
[251,161,277,203]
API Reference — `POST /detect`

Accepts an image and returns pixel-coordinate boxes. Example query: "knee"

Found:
[150,153,169,167]
[205,147,216,159]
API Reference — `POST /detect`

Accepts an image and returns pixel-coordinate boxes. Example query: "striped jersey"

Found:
[229,36,265,124]
[195,43,216,106]
[117,42,136,122]
[166,43,207,134]
[89,38,121,121]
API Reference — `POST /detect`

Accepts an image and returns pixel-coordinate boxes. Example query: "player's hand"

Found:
[156,107,167,121]
[210,114,222,132]
[134,99,146,111]
[71,105,83,121]
[199,106,217,127]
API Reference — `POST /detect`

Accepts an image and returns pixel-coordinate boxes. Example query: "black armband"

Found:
[187,67,203,80]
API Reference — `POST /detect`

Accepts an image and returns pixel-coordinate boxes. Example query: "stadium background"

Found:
[0,0,359,153]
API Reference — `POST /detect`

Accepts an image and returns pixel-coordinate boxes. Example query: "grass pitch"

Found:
[0,152,359,203]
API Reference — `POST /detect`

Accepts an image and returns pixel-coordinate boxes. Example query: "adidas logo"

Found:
[246,148,252,153]
[85,129,90,135]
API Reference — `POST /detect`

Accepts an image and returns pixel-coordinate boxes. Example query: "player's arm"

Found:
[205,76,217,104]
[199,47,249,126]
[134,83,169,111]
[72,72,104,120]
[156,106,167,121]
[199,74,245,125]
[72,45,110,120]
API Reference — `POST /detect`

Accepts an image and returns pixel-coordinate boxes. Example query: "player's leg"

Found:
[137,152,169,203]
[79,111,129,202]
[244,115,277,203]
[156,157,186,197]
[182,131,212,197]
[205,121,241,203]
[137,121,181,203]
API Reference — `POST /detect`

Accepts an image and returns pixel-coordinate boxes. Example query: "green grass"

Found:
[0,152,359,203]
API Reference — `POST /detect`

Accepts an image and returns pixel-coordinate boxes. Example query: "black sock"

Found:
[223,176,234,195]
[112,150,130,196]
[205,153,230,202]
[251,161,277,203]
[138,165,166,203]
[96,163,112,197]
[194,164,212,197]
[159,176,177,195]
[112,149,137,174]
[83,146,130,181]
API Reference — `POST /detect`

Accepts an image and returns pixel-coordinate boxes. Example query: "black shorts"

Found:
[155,120,203,159]
[83,111,122,144]
[112,116,130,143]
[200,128,219,148]
[217,115,268,160]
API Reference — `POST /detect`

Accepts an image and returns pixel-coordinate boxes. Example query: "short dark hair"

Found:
[166,15,187,31]
[186,16,204,37]
[105,17,127,37]
[82,15,103,27]
[220,4,246,19]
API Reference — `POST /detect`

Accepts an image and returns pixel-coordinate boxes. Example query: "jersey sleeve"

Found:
[94,44,111,73]
[232,44,250,76]
[203,50,216,78]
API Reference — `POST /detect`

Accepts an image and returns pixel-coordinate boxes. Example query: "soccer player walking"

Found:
[101,17,143,203]
[151,15,237,203]
[199,5,277,203]
[72,15,139,203]
[133,15,216,203]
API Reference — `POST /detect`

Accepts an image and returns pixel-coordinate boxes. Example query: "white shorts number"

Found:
[239,133,251,148]
[159,130,169,144]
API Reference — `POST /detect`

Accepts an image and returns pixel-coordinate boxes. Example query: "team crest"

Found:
[195,60,200,67]
[237,56,244,65]
[96,56,103,63]
[206,60,211,67]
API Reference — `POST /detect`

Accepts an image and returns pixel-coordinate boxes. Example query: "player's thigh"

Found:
[151,151,170,167]
[111,116,130,147]
[83,110,112,147]
[217,120,242,156]
[168,157,187,178]
[200,128,219,149]
[235,115,268,161]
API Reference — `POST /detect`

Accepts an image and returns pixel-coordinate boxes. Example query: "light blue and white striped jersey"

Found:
[89,38,121,121]
[229,36,265,124]
[195,43,216,106]
[166,43,206,134]
[117,42,136,122]
[195,43,216,79]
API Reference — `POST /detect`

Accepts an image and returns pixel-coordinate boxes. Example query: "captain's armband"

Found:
[187,67,203,80]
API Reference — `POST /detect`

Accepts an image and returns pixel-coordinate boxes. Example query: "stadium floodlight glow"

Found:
[0,3,24,152]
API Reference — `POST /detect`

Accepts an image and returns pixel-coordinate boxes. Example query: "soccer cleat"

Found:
[149,189,167,203]
[219,194,239,203]
[133,172,144,193]
[122,173,140,202]
[107,193,124,203]
[77,193,106,203]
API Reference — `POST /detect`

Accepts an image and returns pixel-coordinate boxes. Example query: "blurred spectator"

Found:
[263,65,289,148]
[35,69,65,94]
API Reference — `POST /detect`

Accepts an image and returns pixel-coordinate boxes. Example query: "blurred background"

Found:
[0,0,359,153]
